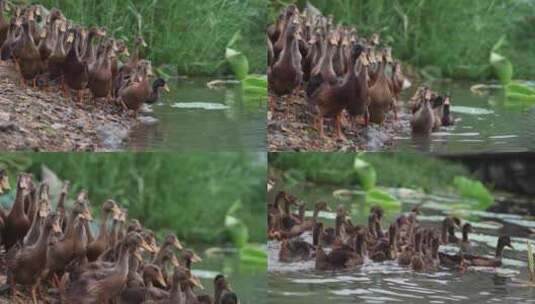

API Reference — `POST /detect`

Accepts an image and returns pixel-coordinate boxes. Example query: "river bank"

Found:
[0,65,135,151]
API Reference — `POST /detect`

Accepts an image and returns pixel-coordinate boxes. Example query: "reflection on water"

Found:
[126,77,266,151]
[268,184,535,304]
[195,248,266,304]
[393,82,535,153]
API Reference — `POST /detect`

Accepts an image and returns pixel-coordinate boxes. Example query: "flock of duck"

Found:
[268,191,514,272]
[0,172,238,304]
[0,1,169,115]
[267,5,455,140]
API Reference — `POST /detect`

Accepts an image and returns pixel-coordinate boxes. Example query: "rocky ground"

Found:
[0,65,135,151]
[268,90,410,152]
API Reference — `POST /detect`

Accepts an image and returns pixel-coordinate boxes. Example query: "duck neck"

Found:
[355,234,365,256]
[11,184,27,218]
[312,225,321,246]
[0,2,5,24]
[495,243,505,259]
[462,229,469,242]
[97,210,111,240]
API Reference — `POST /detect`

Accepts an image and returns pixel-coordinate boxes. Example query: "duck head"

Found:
[143,264,167,288]
[164,233,183,251]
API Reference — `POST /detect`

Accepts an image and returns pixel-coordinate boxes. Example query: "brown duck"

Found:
[86,199,121,261]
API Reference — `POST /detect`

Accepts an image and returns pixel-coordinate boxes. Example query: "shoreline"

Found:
[0,65,135,151]
[268,91,408,152]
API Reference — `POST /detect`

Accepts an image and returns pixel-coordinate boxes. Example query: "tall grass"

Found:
[0,153,266,244]
[269,0,535,80]
[18,0,266,76]
[269,153,470,193]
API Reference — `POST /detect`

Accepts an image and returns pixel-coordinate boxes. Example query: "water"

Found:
[125,77,266,151]
[392,81,535,153]
[267,184,535,304]
[193,247,266,304]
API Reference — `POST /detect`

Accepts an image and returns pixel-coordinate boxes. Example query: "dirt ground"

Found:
[0,65,135,151]
[268,89,409,152]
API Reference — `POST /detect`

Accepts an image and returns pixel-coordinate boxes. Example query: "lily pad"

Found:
[240,243,267,266]
[365,187,401,209]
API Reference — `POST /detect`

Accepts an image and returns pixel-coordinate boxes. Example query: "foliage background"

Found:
[269,0,535,80]
[13,0,266,75]
[0,153,266,244]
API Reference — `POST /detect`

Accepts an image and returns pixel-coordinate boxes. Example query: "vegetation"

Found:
[17,0,265,76]
[269,0,535,80]
[0,153,266,244]
[269,153,471,193]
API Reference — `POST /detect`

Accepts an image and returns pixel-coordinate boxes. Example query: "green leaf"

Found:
[353,157,377,190]
[453,176,494,209]
[506,83,535,96]
[490,52,513,85]
[365,187,401,209]
[225,48,249,80]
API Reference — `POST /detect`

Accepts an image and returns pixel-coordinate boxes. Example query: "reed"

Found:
[0,153,266,243]
[17,0,265,75]
[269,0,535,79]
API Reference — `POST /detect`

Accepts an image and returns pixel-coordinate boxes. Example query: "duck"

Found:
[411,87,435,134]
[22,183,51,247]
[214,274,235,304]
[120,264,169,303]
[154,268,203,304]
[63,232,148,304]
[0,0,9,52]
[88,39,115,102]
[410,230,425,271]
[2,174,33,250]
[145,78,170,104]
[308,44,365,140]
[368,48,395,124]
[16,9,41,87]
[305,30,338,99]
[464,235,513,267]
[47,19,69,82]
[63,27,89,102]
[440,216,461,244]
[279,237,314,262]
[7,213,61,303]
[1,15,22,63]
[118,59,154,113]
[459,223,474,254]
[441,94,454,126]
[268,17,303,97]
[346,48,371,126]
[38,10,63,67]
[86,199,121,261]
[315,230,365,271]
[83,26,106,68]
[280,201,331,238]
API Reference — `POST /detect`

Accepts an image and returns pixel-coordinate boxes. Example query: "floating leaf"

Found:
[453,176,494,209]
[490,52,513,85]
[225,48,249,80]
[365,187,401,209]
[240,243,267,266]
[353,157,376,190]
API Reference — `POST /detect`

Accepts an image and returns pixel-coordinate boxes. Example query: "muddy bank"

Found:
[268,90,408,151]
[0,65,135,151]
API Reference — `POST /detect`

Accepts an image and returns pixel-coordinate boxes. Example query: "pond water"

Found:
[125,77,266,151]
[192,247,266,304]
[391,81,535,153]
[267,184,535,304]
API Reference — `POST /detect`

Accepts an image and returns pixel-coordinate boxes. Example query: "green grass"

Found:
[269,0,535,80]
[269,153,471,193]
[15,0,266,76]
[0,153,266,244]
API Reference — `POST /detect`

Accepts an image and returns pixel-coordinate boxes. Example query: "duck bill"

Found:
[83,209,93,221]
[52,221,62,233]
[156,273,167,288]
[123,48,130,57]
[134,250,143,262]
[189,276,204,290]
[163,84,171,93]
[191,253,202,263]
[66,33,74,43]
[171,255,180,267]
[140,239,155,253]
[174,239,183,250]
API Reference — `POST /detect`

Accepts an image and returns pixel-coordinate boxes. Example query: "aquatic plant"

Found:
[453,176,494,209]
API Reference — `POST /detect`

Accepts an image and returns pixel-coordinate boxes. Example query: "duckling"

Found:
[411,87,435,134]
